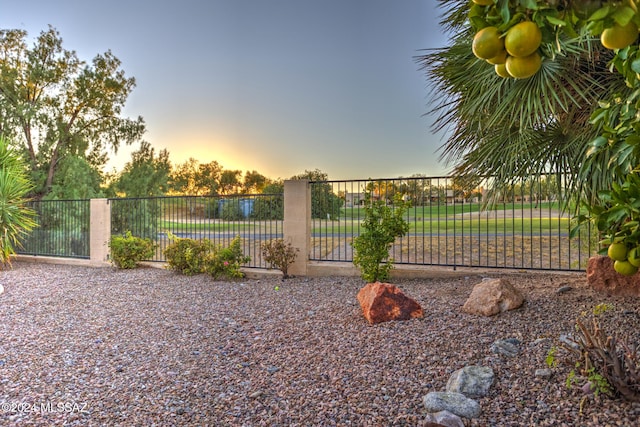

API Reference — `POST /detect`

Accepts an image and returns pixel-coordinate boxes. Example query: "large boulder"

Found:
[356,282,423,324]
[462,278,524,316]
[587,256,640,297]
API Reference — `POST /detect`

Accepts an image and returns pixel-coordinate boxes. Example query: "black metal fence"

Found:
[18,199,90,259]
[109,194,284,268]
[16,175,597,272]
[310,176,595,271]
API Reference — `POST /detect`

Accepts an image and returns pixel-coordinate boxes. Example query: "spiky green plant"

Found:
[416,0,624,207]
[0,136,37,267]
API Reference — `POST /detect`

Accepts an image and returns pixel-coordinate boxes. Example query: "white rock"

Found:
[446,365,495,398]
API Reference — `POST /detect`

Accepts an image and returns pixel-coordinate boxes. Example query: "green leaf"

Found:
[499,0,511,23]
[546,16,567,27]
[612,6,636,26]
[519,0,538,10]
[625,134,640,145]
[588,5,611,22]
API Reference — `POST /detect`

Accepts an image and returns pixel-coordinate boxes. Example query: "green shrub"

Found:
[205,236,250,279]
[109,231,156,269]
[221,199,243,221]
[164,233,250,278]
[260,239,299,278]
[0,136,37,267]
[111,198,161,240]
[352,191,409,282]
[163,233,213,276]
[251,195,283,220]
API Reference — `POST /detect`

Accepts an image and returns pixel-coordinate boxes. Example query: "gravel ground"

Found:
[1,262,640,426]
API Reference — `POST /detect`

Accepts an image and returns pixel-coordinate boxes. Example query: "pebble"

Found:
[534,368,552,379]
[557,285,572,294]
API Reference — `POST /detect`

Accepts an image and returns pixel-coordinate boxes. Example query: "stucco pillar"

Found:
[283,179,311,276]
[90,198,111,266]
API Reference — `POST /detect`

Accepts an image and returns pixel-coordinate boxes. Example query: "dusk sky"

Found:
[2,0,452,180]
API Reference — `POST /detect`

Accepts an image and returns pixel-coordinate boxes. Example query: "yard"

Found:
[1,262,638,426]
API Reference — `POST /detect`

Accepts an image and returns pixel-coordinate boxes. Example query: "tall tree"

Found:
[169,157,199,195]
[0,26,145,195]
[218,169,242,195]
[243,170,268,193]
[170,159,223,195]
[112,141,171,197]
[291,169,343,219]
[46,155,103,200]
[195,161,222,196]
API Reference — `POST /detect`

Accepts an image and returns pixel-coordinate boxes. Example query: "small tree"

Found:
[0,136,38,267]
[352,190,409,282]
[261,239,299,278]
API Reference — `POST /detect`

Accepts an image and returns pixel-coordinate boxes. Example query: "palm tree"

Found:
[415,0,626,207]
[0,136,37,267]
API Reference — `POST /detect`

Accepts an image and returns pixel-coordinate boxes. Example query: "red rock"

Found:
[587,256,640,297]
[462,278,524,316]
[356,282,423,324]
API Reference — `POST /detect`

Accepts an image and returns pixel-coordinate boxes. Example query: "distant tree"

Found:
[291,169,343,219]
[195,161,221,196]
[261,181,284,194]
[170,158,199,195]
[0,27,145,196]
[451,175,481,202]
[252,181,284,220]
[170,158,219,196]
[243,170,268,193]
[219,169,242,195]
[112,141,171,197]
[399,174,431,206]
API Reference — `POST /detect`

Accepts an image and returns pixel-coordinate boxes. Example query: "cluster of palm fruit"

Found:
[607,242,640,276]
[470,0,640,79]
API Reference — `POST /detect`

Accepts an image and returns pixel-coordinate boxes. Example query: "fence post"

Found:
[90,198,111,266]
[284,179,311,276]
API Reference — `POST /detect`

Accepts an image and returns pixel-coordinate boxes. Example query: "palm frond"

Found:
[416,20,624,203]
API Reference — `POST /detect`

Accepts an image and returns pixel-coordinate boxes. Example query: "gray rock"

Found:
[424,410,465,427]
[446,365,494,398]
[534,368,552,379]
[559,334,579,350]
[490,339,519,357]
[557,285,572,294]
[532,338,549,346]
[423,392,481,419]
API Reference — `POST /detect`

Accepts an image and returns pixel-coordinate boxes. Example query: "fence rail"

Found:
[17,175,596,272]
[109,194,284,268]
[310,177,594,271]
[19,199,91,259]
